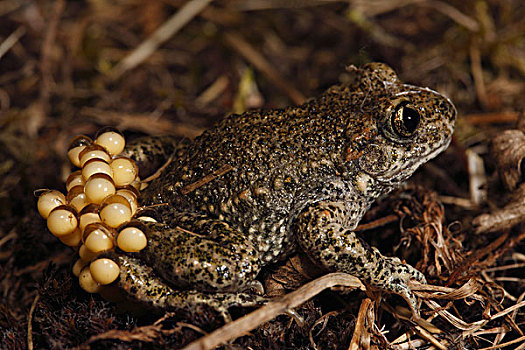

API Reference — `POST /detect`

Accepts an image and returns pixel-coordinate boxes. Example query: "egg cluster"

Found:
[37,129,151,294]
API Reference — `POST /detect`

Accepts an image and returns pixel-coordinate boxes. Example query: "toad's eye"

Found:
[391,101,420,138]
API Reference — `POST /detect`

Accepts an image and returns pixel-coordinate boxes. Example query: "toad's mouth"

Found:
[370,136,452,186]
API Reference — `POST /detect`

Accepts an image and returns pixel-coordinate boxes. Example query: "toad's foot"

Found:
[369,253,426,318]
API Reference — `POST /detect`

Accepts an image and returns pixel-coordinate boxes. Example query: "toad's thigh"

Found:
[139,220,261,292]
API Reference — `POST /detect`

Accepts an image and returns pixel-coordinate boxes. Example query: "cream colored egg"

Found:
[78,244,99,261]
[67,135,92,168]
[72,258,88,277]
[130,177,141,191]
[59,228,82,247]
[100,203,132,228]
[117,227,147,252]
[67,186,90,212]
[66,171,84,192]
[90,258,120,285]
[110,157,138,186]
[78,267,102,293]
[79,211,101,231]
[82,159,113,180]
[47,206,78,237]
[37,190,66,219]
[84,227,114,253]
[79,145,111,167]
[84,174,115,204]
[68,146,86,168]
[95,130,125,156]
[116,188,138,215]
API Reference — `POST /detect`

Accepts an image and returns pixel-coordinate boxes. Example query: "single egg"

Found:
[78,267,102,293]
[65,171,84,192]
[99,196,132,228]
[37,190,66,219]
[116,188,139,215]
[67,135,92,168]
[83,224,114,253]
[47,206,78,237]
[79,205,101,231]
[59,228,82,247]
[72,258,88,277]
[84,174,116,204]
[110,157,138,186]
[78,244,99,261]
[79,144,111,167]
[67,185,90,212]
[82,159,113,180]
[117,227,147,252]
[94,128,126,156]
[90,258,120,285]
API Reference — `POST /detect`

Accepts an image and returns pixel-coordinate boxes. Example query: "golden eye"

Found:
[391,101,420,138]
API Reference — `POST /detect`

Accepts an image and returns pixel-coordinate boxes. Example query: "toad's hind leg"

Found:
[121,135,190,178]
[138,218,262,293]
[115,254,267,322]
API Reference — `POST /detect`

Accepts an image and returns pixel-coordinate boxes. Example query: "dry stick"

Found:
[223,31,306,105]
[109,0,213,80]
[183,273,364,350]
[27,294,40,350]
[420,0,479,32]
[0,26,25,60]
[412,325,447,350]
[180,165,233,195]
[348,298,373,350]
[40,0,65,113]
[469,40,488,110]
[354,214,398,231]
[80,107,205,138]
[477,336,525,350]
[462,111,520,125]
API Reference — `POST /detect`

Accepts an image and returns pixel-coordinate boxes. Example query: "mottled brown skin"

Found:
[115,63,456,320]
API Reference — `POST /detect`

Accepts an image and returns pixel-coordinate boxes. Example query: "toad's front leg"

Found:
[295,200,426,318]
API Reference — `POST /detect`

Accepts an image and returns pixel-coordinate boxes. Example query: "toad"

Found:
[91,63,457,320]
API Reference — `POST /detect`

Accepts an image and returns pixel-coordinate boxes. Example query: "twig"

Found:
[462,111,520,125]
[477,336,525,350]
[182,273,364,350]
[39,0,65,113]
[354,214,398,231]
[80,107,204,137]
[309,311,339,350]
[0,26,25,60]
[27,294,40,350]
[412,325,447,350]
[348,298,373,350]
[142,155,174,183]
[180,164,233,195]
[470,40,488,110]
[420,0,479,32]
[0,229,17,248]
[109,0,214,80]
[223,31,306,105]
